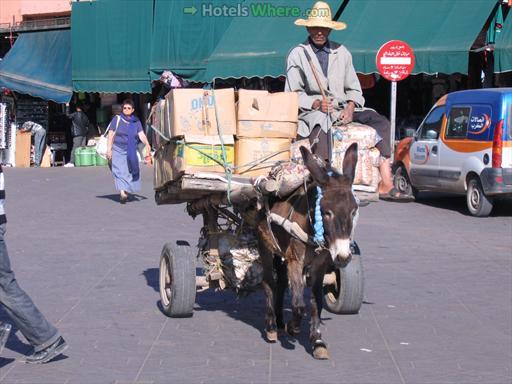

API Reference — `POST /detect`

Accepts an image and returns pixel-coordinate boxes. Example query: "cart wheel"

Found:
[159,243,196,318]
[323,242,364,315]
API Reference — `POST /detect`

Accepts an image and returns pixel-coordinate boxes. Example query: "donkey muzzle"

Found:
[329,238,352,266]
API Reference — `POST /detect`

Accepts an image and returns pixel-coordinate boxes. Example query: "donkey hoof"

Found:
[266,330,278,342]
[285,322,301,337]
[313,345,330,360]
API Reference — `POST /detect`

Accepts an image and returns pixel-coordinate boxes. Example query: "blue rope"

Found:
[313,186,325,244]
[313,171,333,245]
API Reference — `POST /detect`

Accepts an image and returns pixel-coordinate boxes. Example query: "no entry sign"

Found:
[376,40,414,82]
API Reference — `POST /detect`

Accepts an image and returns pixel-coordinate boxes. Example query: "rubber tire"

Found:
[394,166,418,198]
[466,178,494,217]
[323,242,364,315]
[159,243,196,318]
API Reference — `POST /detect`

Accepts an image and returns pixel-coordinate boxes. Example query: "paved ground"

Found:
[0,165,510,384]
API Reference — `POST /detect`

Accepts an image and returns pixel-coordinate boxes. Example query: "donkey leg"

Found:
[309,261,330,360]
[259,245,279,342]
[286,259,305,337]
[274,257,288,331]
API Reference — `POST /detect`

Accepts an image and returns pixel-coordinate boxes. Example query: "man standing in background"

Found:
[64,102,89,167]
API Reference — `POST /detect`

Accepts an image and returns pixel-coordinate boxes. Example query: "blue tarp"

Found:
[0,30,72,103]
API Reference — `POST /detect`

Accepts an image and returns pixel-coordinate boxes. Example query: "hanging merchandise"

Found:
[0,103,7,149]
[0,98,16,166]
[16,96,48,130]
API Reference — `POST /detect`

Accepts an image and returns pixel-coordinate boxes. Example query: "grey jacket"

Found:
[285,40,365,137]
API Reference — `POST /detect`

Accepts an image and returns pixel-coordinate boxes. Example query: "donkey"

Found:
[256,143,359,359]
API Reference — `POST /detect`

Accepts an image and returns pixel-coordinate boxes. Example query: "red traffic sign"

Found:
[376,40,415,82]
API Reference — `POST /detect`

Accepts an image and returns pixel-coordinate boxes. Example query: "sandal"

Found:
[120,191,128,204]
[379,187,414,202]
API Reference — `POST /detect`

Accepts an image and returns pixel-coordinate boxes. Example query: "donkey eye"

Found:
[325,210,334,220]
[351,209,358,218]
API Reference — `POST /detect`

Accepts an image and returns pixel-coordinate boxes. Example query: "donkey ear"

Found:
[300,145,329,185]
[342,142,358,184]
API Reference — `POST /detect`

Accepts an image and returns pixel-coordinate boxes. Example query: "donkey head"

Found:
[300,143,359,265]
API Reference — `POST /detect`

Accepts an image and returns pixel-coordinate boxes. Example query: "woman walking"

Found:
[106,100,151,204]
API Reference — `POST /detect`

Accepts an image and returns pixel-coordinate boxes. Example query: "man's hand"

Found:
[339,101,355,124]
[312,98,333,113]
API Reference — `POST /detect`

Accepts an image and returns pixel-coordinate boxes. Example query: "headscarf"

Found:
[121,113,140,182]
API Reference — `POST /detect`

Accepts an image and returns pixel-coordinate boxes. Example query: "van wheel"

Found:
[394,166,418,198]
[467,178,493,217]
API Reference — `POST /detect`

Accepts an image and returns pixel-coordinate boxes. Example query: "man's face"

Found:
[307,27,331,46]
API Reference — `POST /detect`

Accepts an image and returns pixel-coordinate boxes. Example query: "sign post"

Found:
[376,40,415,159]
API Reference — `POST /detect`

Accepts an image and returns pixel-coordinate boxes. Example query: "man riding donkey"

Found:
[285,1,412,201]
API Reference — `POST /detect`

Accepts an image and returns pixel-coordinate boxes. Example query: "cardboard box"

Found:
[235,138,291,177]
[15,131,31,168]
[165,88,236,138]
[173,135,235,177]
[237,120,297,139]
[40,145,51,168]
[237,90,298,138]
[153,142,175,190]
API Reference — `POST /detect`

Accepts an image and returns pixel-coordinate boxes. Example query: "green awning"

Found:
[71,0,152,93]
[150,0,239,81]
[0,30,72,103]
[342,0,497,75]
[203,0,497,80]
[203,0,341,82]
[495,12,512,73]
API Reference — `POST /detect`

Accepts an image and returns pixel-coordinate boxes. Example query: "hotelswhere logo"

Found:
[183,3,330,18]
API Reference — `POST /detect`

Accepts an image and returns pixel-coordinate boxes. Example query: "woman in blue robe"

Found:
[106,99,151,204]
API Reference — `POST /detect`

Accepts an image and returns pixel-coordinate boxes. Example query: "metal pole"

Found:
[390,81,397,161]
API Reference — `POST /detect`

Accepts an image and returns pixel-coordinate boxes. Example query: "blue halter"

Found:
[313,171,334,245]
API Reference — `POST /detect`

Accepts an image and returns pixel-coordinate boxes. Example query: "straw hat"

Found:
[294,1,346,31]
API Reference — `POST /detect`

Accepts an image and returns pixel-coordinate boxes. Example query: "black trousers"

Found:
[305,110,392,162]
[353,110,391,158]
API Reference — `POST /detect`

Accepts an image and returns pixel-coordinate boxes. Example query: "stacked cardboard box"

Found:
[235,90,298,177]
[154,88,236,184]
[164,88,236,138]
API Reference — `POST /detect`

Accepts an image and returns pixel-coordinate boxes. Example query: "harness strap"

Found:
[267,212,316,245]
[265,199,283,254]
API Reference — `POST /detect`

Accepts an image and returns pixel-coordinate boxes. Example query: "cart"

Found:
[155,170,373,318]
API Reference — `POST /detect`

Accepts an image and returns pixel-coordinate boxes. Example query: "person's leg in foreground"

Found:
[0,224,67,363]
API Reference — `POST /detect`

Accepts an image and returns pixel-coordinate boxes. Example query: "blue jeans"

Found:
[0,224,60,352]
[33,129,47,166]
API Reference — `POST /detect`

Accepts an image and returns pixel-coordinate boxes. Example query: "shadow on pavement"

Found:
[0,358,15,368]
[147,240,370,357]
[96,194,121,202]
[415,192,512,217]
[96,194,148,203]
[142,269,159,292]
[194,287,335,354]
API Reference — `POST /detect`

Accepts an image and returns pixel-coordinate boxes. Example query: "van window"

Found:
[419,106,445,140]
[446,106,471,139]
